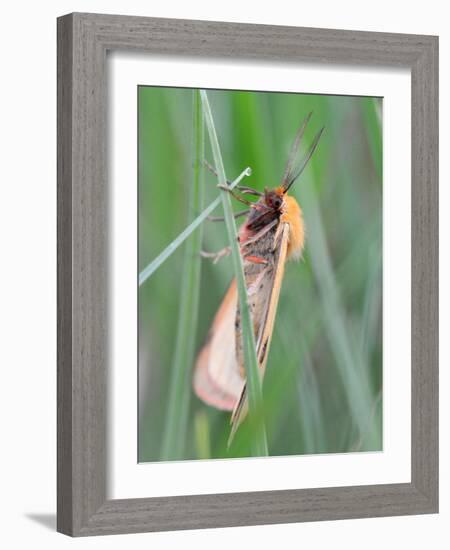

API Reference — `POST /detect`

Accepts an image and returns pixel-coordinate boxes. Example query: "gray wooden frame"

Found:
[57,12,438,537]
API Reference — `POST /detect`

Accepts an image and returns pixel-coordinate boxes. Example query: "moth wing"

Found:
[229,222,290,444]
[193,280,245,411]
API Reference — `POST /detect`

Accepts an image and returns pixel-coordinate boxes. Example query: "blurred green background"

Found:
[138,86,383,462]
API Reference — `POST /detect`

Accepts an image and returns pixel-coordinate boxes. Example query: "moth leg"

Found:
[203,160,233,186]
[217,185,252,205]
[207,209,250,222]
[236,185,264,197]
[247,208,276,230]
[200,246,231,264]
[241,219,278,248]
[243,254,269,265]
[204,161,261,196]
[217,184,267,210]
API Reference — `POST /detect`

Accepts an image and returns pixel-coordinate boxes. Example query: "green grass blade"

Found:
[360,245,382,369]
[362,97,383,183]
[160,90,205,460]
[301,187,378,449]
[139,166,251,286]
[200,90,268,456]
[194,411,211,460]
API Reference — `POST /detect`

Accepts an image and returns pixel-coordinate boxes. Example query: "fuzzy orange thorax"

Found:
[279,193,305,260]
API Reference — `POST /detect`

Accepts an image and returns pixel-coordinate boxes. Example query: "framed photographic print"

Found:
[57,13,438,536]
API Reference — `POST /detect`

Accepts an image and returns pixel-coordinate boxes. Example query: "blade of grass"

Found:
[200,89,268,456]
[362,97,383,183]
[194,411,211,460]
[275,95,380,450]
[139,166,251,286]
[297,344,327,453]
[360,244,382,371]
[301,187,379,449]
[160,90,205,460]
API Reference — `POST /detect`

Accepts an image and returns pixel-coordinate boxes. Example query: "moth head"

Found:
[264,188,284,210]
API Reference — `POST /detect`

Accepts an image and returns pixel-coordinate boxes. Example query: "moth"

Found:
[193,113,324,446]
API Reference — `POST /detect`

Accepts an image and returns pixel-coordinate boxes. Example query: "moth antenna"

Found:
[281,112,313,189]
[283,126,325,192]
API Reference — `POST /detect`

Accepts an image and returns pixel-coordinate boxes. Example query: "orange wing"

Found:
[193,280,245,411]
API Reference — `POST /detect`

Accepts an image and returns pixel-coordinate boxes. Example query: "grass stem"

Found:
[160,90,205,460]
[200,90,268,456]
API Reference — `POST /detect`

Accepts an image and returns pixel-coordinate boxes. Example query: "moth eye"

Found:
[273,197,281,209]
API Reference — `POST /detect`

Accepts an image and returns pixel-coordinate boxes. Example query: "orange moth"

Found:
[193,113,324,445]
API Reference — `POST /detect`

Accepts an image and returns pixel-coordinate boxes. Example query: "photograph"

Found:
[138,86,383,462]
